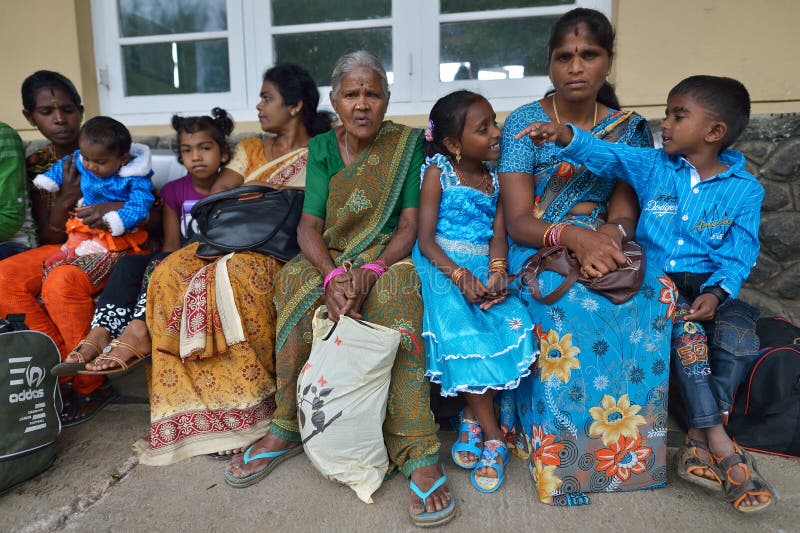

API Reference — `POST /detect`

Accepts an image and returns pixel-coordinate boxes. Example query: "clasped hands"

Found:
[455,270,509,311]
[324,267,378,322]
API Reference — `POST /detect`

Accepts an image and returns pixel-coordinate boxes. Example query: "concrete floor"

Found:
[1,369,798,532]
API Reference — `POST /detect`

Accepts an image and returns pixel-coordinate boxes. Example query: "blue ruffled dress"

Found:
[412,154,537,397]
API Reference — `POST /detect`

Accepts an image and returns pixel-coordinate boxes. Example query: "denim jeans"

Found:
[669,272,760,428]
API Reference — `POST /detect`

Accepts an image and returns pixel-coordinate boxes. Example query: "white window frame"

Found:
[414,0,612,114]
[248,0,412,112]
[91,0,249,125]
[91,0,611,125]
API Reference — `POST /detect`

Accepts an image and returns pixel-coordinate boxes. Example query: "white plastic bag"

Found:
[298,306,400,503]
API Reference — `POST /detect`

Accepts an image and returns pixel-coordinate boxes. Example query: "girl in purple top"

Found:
[53,108,233,382]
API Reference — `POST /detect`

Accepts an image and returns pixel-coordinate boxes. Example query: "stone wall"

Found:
[23,113,800,321]
[725,113,800,323]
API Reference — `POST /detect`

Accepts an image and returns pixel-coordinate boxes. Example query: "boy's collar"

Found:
[666,149,747,179]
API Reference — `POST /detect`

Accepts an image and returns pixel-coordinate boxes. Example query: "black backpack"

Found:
[726,317,800,457]
[0,314,63,493]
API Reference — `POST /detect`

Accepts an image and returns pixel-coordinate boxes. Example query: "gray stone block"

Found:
[736,113,800,142]
[761,179,792,211]
[762,139,800,181]
[132,135,159,149]
[735,139,774,165]
[747,252,782,285]
[739,287,787,318]
[773,261,800,299]
[760,212,800,260]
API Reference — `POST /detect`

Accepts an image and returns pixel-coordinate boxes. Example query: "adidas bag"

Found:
[0,314,62,493]
[726,317,800,457]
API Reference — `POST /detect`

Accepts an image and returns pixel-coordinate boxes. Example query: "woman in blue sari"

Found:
[498,8,673,506]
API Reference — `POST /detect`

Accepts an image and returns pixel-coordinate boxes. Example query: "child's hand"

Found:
[683,293,720,322]
[76,203,120,230]
[457,272,489,304]
[57,155,82,206]
[480,272,509,310]
[486,271,509,295]
[596,223,624,251]
[514,122,574,146]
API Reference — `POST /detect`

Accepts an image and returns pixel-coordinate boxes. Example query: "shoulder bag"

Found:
[190,184,304,261]
[521,241,646,305]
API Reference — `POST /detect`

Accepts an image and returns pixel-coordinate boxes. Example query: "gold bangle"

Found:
[542,223,555,247]
[450,266,468,285]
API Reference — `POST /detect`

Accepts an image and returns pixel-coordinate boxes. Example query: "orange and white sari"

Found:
[136,140,306,465]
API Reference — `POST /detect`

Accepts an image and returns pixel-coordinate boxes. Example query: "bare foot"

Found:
[409,462,451,516]
[685,428,719,483]
[225,431,295,479]
[707,428,770,508]
[214,447,245,456]
[474,430,504,479]
[66,327,111,364]
[60,382,117,427]
[456,407,482,465]
[85,320,150,372]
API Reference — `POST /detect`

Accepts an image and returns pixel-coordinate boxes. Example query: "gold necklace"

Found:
[344,133,359,165]
[552,94,598,127]
[453,163,491,194]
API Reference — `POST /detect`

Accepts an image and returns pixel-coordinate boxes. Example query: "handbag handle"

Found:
[522,247,579,305]
[199,189,302,253]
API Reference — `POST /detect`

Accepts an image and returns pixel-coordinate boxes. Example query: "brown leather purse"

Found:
[521,241,646,305]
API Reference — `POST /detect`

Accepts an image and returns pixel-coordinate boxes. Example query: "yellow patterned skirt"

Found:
[135,243,279,465]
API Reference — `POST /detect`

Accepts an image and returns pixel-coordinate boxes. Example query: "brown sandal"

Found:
[77,339,150,376]
[51,339,104,376]
[675,437,724,492]
[714,444,776,513]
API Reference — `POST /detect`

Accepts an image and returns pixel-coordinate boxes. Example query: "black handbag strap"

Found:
[199,189,302,253]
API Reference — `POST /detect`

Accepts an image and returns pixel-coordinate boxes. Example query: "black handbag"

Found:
[190,184,304,261]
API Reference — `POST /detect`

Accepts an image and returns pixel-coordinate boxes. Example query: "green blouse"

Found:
[303,128,422,234]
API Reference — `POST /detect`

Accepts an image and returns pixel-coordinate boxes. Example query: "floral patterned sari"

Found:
[499,102,674,505]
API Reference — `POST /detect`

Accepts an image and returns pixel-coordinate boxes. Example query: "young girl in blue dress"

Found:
[413,91,537,493]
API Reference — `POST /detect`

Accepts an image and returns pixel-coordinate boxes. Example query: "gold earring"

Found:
[455,150,461,164]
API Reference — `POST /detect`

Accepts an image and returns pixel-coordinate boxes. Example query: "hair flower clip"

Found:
[424,119,434,142]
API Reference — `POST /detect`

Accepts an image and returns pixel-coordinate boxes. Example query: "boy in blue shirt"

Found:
[518,75,775,513]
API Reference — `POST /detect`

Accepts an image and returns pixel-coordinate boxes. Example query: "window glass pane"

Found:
[439,16,558,81]
[273,28,392,87]
[271,0,390,25]
[122,40,230,96]
[441,0,571,14]
[118,0,227,37]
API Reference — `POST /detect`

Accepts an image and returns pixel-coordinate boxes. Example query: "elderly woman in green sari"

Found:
[224,51,455,527]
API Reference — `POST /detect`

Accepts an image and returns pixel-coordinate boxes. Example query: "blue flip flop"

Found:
[470,440,510,493]
[223,443,303,488]
[408,471,456,528]
[451,410,483,469]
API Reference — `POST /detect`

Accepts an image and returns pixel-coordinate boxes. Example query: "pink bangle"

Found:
[360,260,387,278]
[547,222,568,247]
[323,266,346,291]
